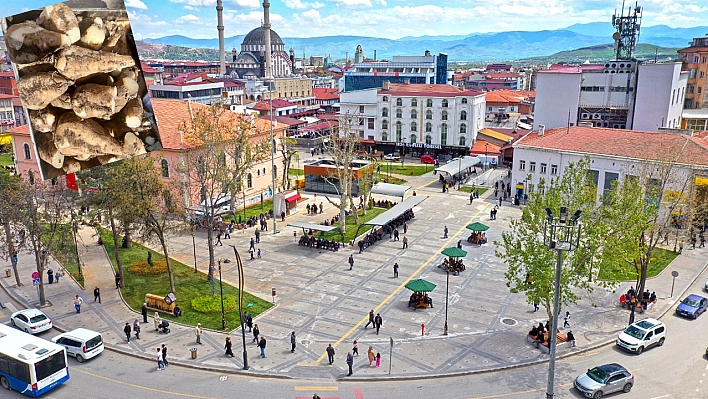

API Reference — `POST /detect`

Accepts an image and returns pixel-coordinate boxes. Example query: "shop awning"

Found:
[287,221,340,232]
[285,193,301,203]
[434,156,480,176]
[370,182,411,199]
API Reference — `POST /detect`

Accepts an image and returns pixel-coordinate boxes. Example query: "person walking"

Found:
[375,352,381,367]
[55,269,62,283]
[123,322,131,343]
[352,340,359,356]
[346,352,354,376]
[402,236,408,249]
[133,319,141,339]
[533,301,539,312]
[47,268,54,285]
[224,227,231,240]
[255,229,261,243]
[141,303,148,323]
[258,336,267,358]
[195,323,202,344]
[93,286,101,303]
[348,254,354,270]
[73,295,83,313]
[319,203,323,214]
[443,226,448,238]
[225,336,234,357]
[403,222,407,234]
[249,247,255,260]
[374,313,383,335]
[154,312,162,331]
[245,312,253,332]
[326,344,336,365]
[470,193,474,204]
[250,237,256,251]
[216,232,223,246]
[257,248,261,259]
[367,346,375,366]
[161,344,169,367]
[563,311,571,328]
[252,324,260,343]
[393,263,399,278]
[364,309,375,329]
[156,348,165,370]
[290,331,297,353]
[114,272,121,289]
[393,228,399,241]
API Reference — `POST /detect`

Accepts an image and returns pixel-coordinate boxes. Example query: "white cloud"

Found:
[329,0,372,8]
[300,9,321,20]
[230,0,261,10]
[175,14,202,24]
[183,5,197,10]
[285,0,308,9]
[125,0,148,9]
[169,0,216,6]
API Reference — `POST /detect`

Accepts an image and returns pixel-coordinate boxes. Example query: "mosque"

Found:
[230,27,294,78]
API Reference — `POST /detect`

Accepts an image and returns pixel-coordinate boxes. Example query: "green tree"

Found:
[322,115,361,232]
[0,172,27,286]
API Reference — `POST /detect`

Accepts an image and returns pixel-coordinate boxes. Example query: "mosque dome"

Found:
[242,27,284,46]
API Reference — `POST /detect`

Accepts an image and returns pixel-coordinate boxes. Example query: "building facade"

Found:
[0,94,16,133]
[231,27,293,79]
[678,34,708,109]
[343,52,449,92]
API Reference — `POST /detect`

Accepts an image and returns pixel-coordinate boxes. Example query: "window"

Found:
[701,71,705,79]
[383,96,388,102]
[247,173,253,188]
[529,162,536,172]
[442,110,448,120]
[410,110,417,119]
[410,121,417,131]
[551,164,558,175]
[460,110,467,120]
[396,98,402,106]
[459,136,466,146]
[519,160,526,171]
[359,105,364,113]
[368,118,375,129]
[160,159,170,178]
[540,163,547,174]
[381,132,388,141]
[411,98,417,106]
[442,99,449,108]
[382,120,388,129]
[396,108,402,118]
[425,110,433,120]
[704,56,707,63]
[461,98,468,104]
[459,124,466,134]
[257,169,260,176]
[426,99,433,107]
[410,134,417,144]
[23,143,31,159]
[395,121,402,140]
[425,122,432,132]
[382,107,388,117]
[441,124,447,146]
[425,135,432,144]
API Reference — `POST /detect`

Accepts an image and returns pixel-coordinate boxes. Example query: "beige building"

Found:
[0,94,16,133]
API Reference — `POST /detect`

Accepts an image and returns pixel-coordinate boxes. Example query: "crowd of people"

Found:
[467,231,487,245]
[619,286,657,312]
[440,258,465,273]
[298,234,341,251]
[356,209,414,253]
[408,292,433,309]
[528,321,576,347]
[370,198,398,209]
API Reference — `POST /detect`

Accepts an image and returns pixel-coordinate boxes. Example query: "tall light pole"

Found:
[457,156,462,189]
[542,207,582,399]
[444,268,450,335]
[484,142,489,170]
[217,259,226,331]
[401,137,406,166]
[229,245,249,370]
[192,232,197,273]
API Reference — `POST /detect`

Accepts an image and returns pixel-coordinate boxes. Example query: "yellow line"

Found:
[467,382,573,399]
[71,368,221,399]
[294,386,339,391]
[315,204,491,363]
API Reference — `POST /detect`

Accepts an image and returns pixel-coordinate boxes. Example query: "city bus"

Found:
[0,323,69,396]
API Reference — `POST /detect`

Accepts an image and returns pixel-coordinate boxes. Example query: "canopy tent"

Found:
[287,221,343,241]
[466,222,490,232]
[434,156,480,176]
[441,247,467,258]
[370,182,411,199]
[405,279,437,293]
[352,195,428,239]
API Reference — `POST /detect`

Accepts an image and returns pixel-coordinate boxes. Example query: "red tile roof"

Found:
[312,88,339,100]
[252,99,298,111]
[470,139,502,155]
[303,121,338,131]
[380,84,483,98]
[11,97,22,107]
[261,115,306,126]
[3,124,29,135]
[140,62,162,74]
[515,126,708,167]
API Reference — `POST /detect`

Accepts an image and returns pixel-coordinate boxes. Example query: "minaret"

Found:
[216,0,226,76]
[262,0,273,81]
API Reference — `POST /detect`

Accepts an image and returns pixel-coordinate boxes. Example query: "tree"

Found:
[279,136,297,190]
[0,172,27,286]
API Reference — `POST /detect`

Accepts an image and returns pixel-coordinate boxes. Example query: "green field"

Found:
[385,164,431,176]
[97,227,273,331]
[374,174,407,185]
[318,207,387,243]
[458,186,489,195]
[288,168,304,176]
[42,224,83,286]
[598,247,679,281]
[0,153,12,167]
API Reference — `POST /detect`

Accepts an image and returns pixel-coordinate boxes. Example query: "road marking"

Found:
[219,375,227,381]
[294,386,339,391]
[296,397,339,399]
[467,382,573,399]
[648,395,672,399]
[4,302,18,313]
[354,386,364,399]
[316,204,490,363]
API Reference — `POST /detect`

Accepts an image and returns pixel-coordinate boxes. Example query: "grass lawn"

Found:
[385,164,432,176]
[228,199,274,225]
[598,247,679,281]
[97,227,273,331]
[319,207,386,243]
[288,168,304,176]
[0,153,12,167]
[375,174,407,185]
[458,186,489,195]
[43,224,83,286]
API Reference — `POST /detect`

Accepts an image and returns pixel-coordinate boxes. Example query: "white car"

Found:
[383,153,400,161]
[616,318,665,354]
[52,328,104,363]
[10,308,52,334]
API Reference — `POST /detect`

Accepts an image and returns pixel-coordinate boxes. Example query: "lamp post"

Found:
[229,245,249,370]
[192,231,197,273]
[401,137,406,166]
[542,207,582,399]
[444,268,450,336]
[217,259,226,331]
[269,85,277,234]
[457,156,462,190]
[484,142,489,170]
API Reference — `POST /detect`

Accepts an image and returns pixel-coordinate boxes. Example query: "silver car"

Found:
[574,363,634,398]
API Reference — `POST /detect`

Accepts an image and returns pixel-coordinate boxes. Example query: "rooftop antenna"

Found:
[612,1,642,61]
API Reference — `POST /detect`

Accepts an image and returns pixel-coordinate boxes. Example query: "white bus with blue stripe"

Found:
[0,324,69,396]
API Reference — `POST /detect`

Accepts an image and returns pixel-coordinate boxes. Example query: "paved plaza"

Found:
[1,165,707,381]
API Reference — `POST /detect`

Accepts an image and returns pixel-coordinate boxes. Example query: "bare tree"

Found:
[0,172,27,286]
[279,136,297,189]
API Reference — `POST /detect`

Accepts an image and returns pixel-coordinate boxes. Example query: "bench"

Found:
[619,296,656,313]
[145,293,176,313]
[527,332,571,353]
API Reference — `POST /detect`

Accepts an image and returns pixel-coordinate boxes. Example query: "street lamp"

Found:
[401,137,406,166]
[484,142,489,170]
[229,245,249,370]
[217,258,226,331]
[192,231,198,273]
[444,267,450,335]
[542,207,582,399]
[457,156,462,190]
[268,83,277,235]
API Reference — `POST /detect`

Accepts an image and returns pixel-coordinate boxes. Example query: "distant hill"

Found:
[516,43,680,65]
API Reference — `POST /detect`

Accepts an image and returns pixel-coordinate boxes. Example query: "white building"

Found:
[534,62,687,132]
[339,82,485,155]
[149,81,225,105]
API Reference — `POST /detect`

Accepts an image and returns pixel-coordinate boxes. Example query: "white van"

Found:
[51,328,104,363]
[616,318,666,354]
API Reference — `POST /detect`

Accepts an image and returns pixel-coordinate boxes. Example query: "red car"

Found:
[420,155,435,164]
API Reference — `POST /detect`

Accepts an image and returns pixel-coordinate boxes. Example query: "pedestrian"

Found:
[250,237,255,251]
[498,197,502,207]
[348,254,354,270]
[533,301,539,312]
[402,236,408,249]
[563,311,570,328]
[73,295,83,313]
[123,322,131,343]
[470,192,474,204]
[255,229,261,243]
[258,336,267,358]
[257,248,261,259]
[47,268,54,285]
[374,313,383,335]
[346,352,354,376]
[142,303,148,323]
[246,312,253,332]
[375,352,381,367]
[55,269,61,283]
[224,228,231,239]
[115,272,121,289]
[154,312,161,331]
[393,262,399,278]
[156,348,165,370]
[281,210,286,222]
[93,286,101,303]
[290,331,297,352]
[225,336,234,357]
[457,240,462,249]
[216,231,223,246]
[443,225,448,238]
[403,222,407,234]
[393,228,399,241]
[364,309,375,329]
[319,202,323,214]
[367,346,375,366]
[161,344,169,367]
[352,340,359,356]
[249,247,255,260]
[566,330,576,347]
[313,394,321,399]
[701,235,706,248]
[253,323,260,343]
[195,323,202,344]
[326,344,336,365]
[133,318,141,339]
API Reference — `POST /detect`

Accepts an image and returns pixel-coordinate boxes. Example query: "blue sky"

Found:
[4,0,708,40]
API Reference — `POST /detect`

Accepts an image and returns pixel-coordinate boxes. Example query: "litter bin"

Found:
[190,348,197,359]
[5,269,10,278]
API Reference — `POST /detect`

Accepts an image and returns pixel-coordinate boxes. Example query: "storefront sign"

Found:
[395,142,442,150]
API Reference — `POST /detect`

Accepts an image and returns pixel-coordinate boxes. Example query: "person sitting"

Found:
[650,291,657,303]
[537,332,546,345]
[642,290,650,300]
[566,330,576,347]
[426,296,433,308]
[639,300,648,312]
[408,293,416,308]
[529,326,539,337]
[97,236,103,245]
[173,305,182,317]
[619,294,627,307]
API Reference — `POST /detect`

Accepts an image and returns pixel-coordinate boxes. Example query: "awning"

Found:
[359,195,428,227]
[405,279,437,293]
[434,156,481,176]
[285,193,301,203]
[370,182,411,198]
[286,221,340,232]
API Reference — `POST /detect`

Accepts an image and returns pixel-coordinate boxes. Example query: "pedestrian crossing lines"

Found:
[295,385,340,399]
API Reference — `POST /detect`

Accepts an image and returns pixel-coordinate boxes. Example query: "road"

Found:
[2,268,707,399]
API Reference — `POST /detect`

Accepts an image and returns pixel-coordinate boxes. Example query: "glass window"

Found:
[441,124,447,146]
[426,110,433,120]
[442,110,448,120]
[519,160,526,171]
[396,98,402,106]
[459,124,466,133]
[411,98,417,107]
[425,122,432,132]
[530,162,536,172]
[396,108,402,118]
[410,122,417,131]
[368,118,375,129]
[382,107,388,117]
[551,164,558,175]
[34,351,66,382]
[359,105,364,113]
[160,159,169,178]
[396,122,402,141]
[383,96,388,102]
[411,110,417,119]
[381,132,388,141]
[247,173,253,188]
[426,99,433,107]
[410,134,417,144]
[425,135,432,144]
[459,136,466,146]
[382,120,388,129]
[461,98,468,104]
[24,143,31,160]
[460,110,467,120]
[540,163,547,174]
[442,99,448,108]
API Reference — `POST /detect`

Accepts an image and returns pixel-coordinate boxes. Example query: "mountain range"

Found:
[142,22,707,61]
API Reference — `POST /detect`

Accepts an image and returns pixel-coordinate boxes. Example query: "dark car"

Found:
[676,294,708,319]
[574,363,634,398]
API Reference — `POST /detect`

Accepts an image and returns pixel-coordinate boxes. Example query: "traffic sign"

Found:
[33,279,40,286]
[31,271,39,280]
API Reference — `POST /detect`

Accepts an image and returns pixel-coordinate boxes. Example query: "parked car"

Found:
[10,308,52,334]
[704,276,708,292]
[420,155,435,164]
[52,328,104,363]
[574,363,634,398]
[616,318,665,354]
[383,153,400,161]
[676,294,708,319]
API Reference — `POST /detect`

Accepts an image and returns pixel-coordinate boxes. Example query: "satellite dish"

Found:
[612,32,621,40]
